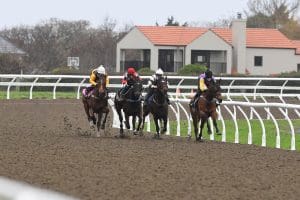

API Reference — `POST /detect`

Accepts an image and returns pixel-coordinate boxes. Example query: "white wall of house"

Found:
[185,30,232,74]
[116,27,154,72]
[246,48,300,75]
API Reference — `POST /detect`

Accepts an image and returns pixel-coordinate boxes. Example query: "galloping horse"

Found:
[190,80,222,141]
[82,76,109,137]
[142,77,168,138]
[114,79,143,137]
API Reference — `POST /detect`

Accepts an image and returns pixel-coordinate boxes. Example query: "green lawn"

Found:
[146,119,300,151]
[0,91,77,99]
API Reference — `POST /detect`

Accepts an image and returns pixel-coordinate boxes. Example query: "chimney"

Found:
[231,13,247,74]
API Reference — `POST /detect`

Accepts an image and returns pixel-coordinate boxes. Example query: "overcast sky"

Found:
[1,0,297,29]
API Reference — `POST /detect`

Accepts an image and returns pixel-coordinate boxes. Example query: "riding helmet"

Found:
[156,68,164,75]
[127,67,136,75]
[96,65,106,74]
[205,69,212,78]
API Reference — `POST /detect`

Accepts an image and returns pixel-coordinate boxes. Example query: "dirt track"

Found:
[0,99,300,200]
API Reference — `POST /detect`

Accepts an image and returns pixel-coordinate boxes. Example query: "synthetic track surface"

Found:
[0,100,299,200]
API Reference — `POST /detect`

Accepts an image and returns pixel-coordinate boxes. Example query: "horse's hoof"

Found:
[139,131,144,136]
[101,125,105,130]
[96,131,100,138]
[89,121,94,127]
[133,130,138,135]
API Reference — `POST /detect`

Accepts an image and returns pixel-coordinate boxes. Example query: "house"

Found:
[0,36,25,55]
[116,17,300,75]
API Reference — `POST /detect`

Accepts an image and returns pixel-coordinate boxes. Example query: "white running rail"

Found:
[0,177,78,200]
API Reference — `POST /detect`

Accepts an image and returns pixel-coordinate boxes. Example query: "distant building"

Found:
[116,17,300,75]
[0,36,25,55]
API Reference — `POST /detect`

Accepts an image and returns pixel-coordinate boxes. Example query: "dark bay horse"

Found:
[82,76,109,137]
[114,80,143,137]
[190,80,222,141]
[142,77,168,138]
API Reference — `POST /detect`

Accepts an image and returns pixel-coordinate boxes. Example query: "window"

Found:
[197,56,204,62]
[298,64,300,72]
[254,56,263,67]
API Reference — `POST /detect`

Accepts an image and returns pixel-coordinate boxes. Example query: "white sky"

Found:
[1,0,298,29]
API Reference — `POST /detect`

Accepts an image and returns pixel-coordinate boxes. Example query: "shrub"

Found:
[178,64,207,76]
[278,71,300,78]
[137,67,154,75]
[52,66,81,75]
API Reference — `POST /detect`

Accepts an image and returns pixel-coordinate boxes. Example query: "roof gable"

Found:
[136,26,207,46]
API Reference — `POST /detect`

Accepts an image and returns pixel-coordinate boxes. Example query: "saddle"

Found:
[82,87,94,98]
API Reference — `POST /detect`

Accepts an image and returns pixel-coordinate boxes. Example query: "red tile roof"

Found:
[246,28,295,49]
[291,40,300,54]
[136,26,297,51]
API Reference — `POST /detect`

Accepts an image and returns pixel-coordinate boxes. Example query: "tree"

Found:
[165,16,180,26]
[246,0,300,39]
[246,0,300,28]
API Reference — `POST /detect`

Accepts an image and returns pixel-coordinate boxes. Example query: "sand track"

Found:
[0,99,299,200]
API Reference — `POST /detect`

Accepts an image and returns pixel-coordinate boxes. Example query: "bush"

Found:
[137,67,154,75]
[52,66,81,75]
[178,64,207,76]
[278,71,300,78]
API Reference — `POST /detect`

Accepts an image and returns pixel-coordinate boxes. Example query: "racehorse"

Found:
[142,77,168,139]
[114,80,143,137]
[82,76,109,137]
[189,80,222,141]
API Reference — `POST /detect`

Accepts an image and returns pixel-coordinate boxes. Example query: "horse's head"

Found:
[205,80,222,102]
[205,80,222,103]
[157,76,168,94]
[94,75,106,98]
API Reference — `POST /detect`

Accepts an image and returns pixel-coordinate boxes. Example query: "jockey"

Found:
[190,68,216,107]
[144,68,170,105]
[120,67,140,99]
[84,65,109,97]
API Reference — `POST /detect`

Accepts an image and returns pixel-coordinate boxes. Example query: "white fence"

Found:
[0,74,300,151]
[0,177,78,200]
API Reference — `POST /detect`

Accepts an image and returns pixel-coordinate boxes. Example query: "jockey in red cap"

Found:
[119,67,140,100]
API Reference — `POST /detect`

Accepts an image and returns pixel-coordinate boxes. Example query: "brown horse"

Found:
[82,75,109,137]
[189,80,222,141]
[142,77,169,139]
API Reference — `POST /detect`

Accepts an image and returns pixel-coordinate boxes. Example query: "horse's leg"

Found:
[132,115,137,135]
[96,112,102,137]
[116,106,124,136]
[192,116,199,141]
[153,116,160,138]
[101,107,109,130]
[90,109,96,125]
[125,114,130,130]
[212,112,220,135]
[199,118,207,142]
[141,105,150,131]
[162,115,167,134]
[136,114,142,134]
[207,118,212,135]
[83,100,93,127]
